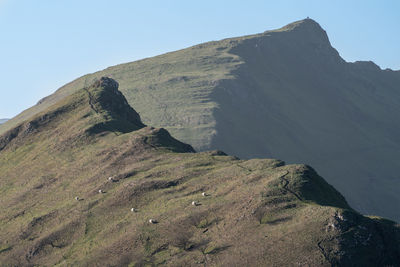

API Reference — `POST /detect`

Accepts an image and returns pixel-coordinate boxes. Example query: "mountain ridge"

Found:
[0,77,193,155]
[0,18,354,135]
[1,18,397,135]
[1,19,400,222]
[0,78,399,266]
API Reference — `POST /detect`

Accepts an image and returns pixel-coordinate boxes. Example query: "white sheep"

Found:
[192,201,200,206]
[98,189,103,194]
[201,192,207,197]
[131,208,137,212]
[149,219,157,224]
[108,177,113,181]
[75,196,79,201]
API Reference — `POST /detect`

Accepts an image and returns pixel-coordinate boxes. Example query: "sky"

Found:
[0,0,399,119]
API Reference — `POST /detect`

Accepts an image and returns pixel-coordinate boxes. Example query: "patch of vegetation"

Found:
[0,245,12,254]
[0,78,399,266]
[2,18,400,224]
[202,244,229,255]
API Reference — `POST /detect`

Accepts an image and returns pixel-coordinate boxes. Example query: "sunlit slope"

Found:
[1,78,399,266]
[2,19,400,221]
[0,37,242,150]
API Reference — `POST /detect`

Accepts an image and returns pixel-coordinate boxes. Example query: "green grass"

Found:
[0,66,399,266]
[2,18,400,224]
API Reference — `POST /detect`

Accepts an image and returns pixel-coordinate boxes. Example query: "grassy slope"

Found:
[1,19,400,222]
[0,20,311,145]
[0,79,399,266]
[0,40,241,151]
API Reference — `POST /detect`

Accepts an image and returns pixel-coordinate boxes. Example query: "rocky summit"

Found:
[1,19,399,222]
[0,78,399,266]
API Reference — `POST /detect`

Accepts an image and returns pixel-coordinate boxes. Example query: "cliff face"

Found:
[209,19,400,221]
[1,19,400,222]
[0,78,399,266]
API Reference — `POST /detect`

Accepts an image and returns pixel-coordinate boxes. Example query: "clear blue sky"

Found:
[0,0,399,119]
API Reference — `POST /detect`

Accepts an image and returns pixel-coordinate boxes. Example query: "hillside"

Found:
[1,18,400,222]
[0,119,8,125]
[0,78,399,266]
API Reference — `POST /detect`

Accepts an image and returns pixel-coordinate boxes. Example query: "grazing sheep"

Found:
[131,208,137,212]
[98,189,103,194]
[75,196,79,201]
[201,192,207,197]
[192,201,199,206]
[149,219,157,224]
[108,177,113,181]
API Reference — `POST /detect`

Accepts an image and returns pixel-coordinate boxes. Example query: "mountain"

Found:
[1,19,400,222]
[0,119,8,125]
[0,78,399,266]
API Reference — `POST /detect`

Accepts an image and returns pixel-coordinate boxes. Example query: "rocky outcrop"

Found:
[1,19,400,222]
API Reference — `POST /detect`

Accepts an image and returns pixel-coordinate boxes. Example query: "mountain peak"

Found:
[278,18,323,32]
[83,77,145,135]
[0,76,195,154]
[269,18,331,46]
[92,76,119,91]
[0,77,146,151]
